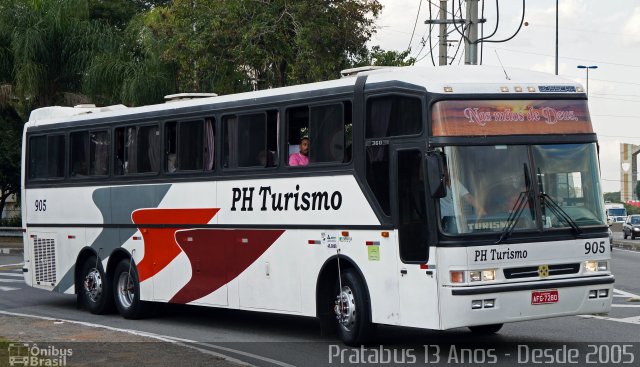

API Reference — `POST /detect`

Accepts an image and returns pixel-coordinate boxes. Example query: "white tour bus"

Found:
[21,66,613,344]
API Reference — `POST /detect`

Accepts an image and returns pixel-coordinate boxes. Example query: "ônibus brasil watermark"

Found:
[7,343,72,367]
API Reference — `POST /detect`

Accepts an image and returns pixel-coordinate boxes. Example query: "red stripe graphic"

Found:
[132,208,219,282]
[170,229,285,304]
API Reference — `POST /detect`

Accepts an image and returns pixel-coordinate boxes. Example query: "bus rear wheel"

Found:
[468,323,503,334]
[113,258,149,319]
[80,255,114,314]
[334,269,374,345]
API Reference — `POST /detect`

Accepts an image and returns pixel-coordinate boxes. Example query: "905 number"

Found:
[35,199,47,212]
[584,241,605,254]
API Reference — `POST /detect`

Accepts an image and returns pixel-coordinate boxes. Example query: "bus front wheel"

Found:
[334,269,374,345]
[113,258,149,319]
[468,323,503,334]
[80,255,114,314]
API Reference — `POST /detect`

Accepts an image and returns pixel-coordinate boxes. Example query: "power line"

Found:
[592,114,640,118]
[591,92,640,98]
[590,96,640,103]
[408,0,423,51]
[485,45,640,69]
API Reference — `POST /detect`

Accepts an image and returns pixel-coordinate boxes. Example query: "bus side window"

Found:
[165,119,213,173]
[286,101,351,166]
[223,111,277,169]
[70,130,110,177]
[114,125,160,174]
[29,135,65,179]
[366,95,422,138]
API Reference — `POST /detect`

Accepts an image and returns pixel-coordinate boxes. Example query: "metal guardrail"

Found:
[0,227,22,237]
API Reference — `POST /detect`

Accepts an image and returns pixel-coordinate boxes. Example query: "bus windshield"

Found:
[439,143,605,235]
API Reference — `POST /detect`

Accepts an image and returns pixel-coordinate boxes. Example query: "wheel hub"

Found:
[83,269,102,302]
[116,272,135,309]
[334,285,356,330]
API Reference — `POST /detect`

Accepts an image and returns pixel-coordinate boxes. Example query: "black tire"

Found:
[624,231,628,239]
[468,323,504,334]
[335,269,375,345]
[80,255,114,314]
[113,258,150,319]
[632,233,636,240]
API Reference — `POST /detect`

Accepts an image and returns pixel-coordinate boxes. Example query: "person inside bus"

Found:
[440,161,485,233]
[289,137,309,166]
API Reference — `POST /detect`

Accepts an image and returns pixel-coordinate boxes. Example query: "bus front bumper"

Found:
[439,274,615,330]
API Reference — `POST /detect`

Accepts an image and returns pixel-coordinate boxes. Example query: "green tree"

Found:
[603,191,621,203]
[0,108,21,219]
[0,0,103,113]
[356,45,416,67]
[150,0,383,94]
[83,10,178,106]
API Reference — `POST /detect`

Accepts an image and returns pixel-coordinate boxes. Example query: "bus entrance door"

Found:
[395,148,440,329]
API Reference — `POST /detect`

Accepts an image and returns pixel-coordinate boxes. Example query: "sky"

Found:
[371,0,640,194]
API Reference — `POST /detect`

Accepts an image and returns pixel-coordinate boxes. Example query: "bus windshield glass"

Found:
[439,143,605,235]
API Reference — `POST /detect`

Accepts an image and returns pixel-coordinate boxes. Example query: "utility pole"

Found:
[426,1,465,66]
[438,1,448,66]
[464,0,479,65]
[555,0,559,75]
[426,1,482,66]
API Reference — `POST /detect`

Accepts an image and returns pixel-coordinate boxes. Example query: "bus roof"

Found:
[26,65,584,127]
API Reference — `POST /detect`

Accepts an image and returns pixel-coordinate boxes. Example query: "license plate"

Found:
[531,289,559,305]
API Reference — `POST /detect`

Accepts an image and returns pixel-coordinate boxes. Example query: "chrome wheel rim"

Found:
[116,272,135,309]
[334,285,356,331]
[83,269,102,302]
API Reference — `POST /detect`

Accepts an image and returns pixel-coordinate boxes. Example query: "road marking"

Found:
[0,272,23,277]
[0,278,22,283]
[200,342,297,367]
[618,316,640,324]
[614,288,640,298]
[0,310,262,367]
[612,304,640,308]
[0,286,19,291]
[579,314,640,325]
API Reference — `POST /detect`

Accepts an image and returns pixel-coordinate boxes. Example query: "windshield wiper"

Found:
[540,193,582,235]
[495,190,530,245]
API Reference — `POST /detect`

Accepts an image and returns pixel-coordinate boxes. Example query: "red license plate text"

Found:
[531,289,559,305]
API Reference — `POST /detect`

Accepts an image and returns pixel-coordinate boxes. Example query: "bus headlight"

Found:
[584,260,608,272]
[469,269,496,282]
[482,269,496,281]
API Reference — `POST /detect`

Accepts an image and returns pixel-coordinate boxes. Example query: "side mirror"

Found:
[425,152,446,198]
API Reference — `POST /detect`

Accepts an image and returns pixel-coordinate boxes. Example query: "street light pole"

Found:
[577,65,598,96]
[555,0,559,75]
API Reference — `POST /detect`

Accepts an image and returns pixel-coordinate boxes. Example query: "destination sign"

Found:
[431,99,593,136]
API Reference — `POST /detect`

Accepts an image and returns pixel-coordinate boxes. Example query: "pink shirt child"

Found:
[289,153,309,166]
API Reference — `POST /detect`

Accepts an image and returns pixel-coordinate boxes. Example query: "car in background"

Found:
[622,215,640,239]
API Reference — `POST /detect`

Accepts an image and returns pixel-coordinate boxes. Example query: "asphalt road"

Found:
[1,250,639,367]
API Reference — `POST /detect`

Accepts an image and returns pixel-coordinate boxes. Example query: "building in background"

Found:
[620,143,640,202]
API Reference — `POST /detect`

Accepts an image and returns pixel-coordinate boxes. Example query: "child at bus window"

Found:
[289,137,309,166]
